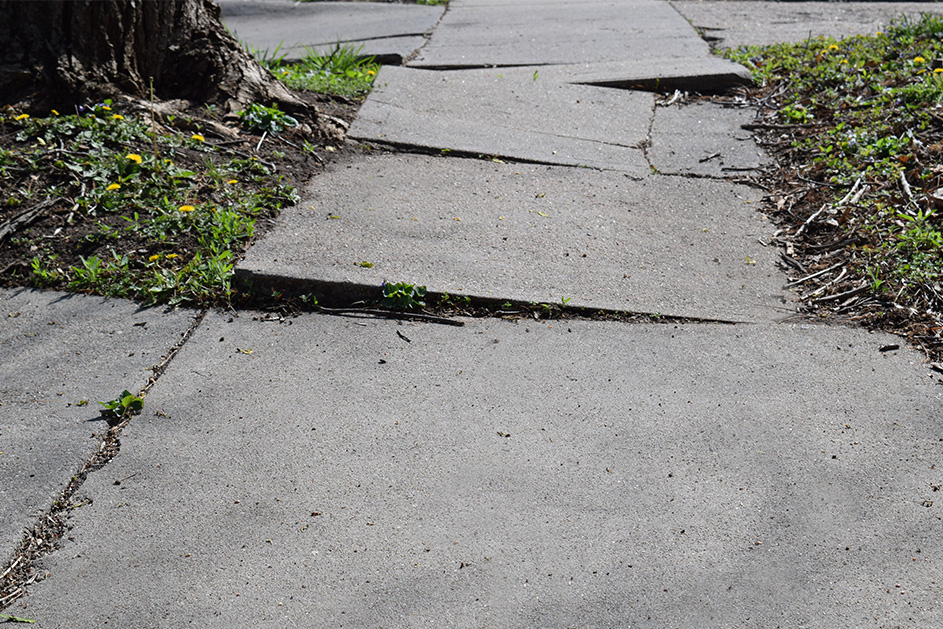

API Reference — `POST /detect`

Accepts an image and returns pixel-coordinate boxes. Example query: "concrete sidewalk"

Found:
[6,0,943,626]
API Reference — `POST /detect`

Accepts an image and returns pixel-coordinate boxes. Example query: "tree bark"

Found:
[0,0,307,114]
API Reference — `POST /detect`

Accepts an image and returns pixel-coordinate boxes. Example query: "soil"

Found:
[0,91,361,291]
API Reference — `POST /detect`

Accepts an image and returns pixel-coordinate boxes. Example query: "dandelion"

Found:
[148,254,161,262]
[876,31,883,36]
[915,56,927,64]
[14,113,29,121]
[226,179,238,184]
[178,205,195,213]
[166,253,178,259]
[935,68,943,74]
[828,45,839,51]
[106,183,121,191]
[367,70,376,76]
[112,114,124,120]
[126,153,142,164]
[51,110,59,116]
[101,105,111,111]
[191,134,205,142]
[840,59,849,65]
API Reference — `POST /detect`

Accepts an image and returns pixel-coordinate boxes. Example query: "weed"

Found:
[381,281,426,310]
[237,103,298,134]
[99,389,144,423]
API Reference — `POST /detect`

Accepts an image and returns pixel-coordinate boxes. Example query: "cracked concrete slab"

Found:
[673,1,943,49]
[0,289,196,559]
[237,152,790,322]
[350,65,653,174]
[410,0,711,68]
[21,313,943,627]
[219,0,444,62]
[649,101,769,177]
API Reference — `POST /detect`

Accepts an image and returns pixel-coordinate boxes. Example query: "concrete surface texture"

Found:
[21,313,943,627]
[649,101,769,177]
[350,65,654,173]
[7,0,943,626]
[0,289,195,557]
[409,0,712,68]
[673,1,943,49]
[238,152,787,322]
[219,0,445,62]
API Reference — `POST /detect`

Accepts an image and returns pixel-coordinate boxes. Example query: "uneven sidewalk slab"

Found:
[237,152,789,322]
[673,1,943,50]
[649,101,769,178]
[0,288,196,558]
[410,0,711,68]
[350,66,653,174]
[20,313,943,626]
[219,0,444,63]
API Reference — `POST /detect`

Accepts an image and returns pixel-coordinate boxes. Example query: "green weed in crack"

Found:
[381,281,427,310]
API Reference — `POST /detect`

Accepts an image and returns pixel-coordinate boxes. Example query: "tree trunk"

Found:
[0,0,307,114]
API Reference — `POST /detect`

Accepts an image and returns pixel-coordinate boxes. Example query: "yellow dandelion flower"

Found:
[112,114,124,120]
[178,205,195,213]
[51,110,59,116]
[101,105,111,110]
[106,183,121,191]
[191,134,205,142]
[915,56,926,64]
[226,179,238,184]
[840,59,849,64]
[14,114,29,121]
[148,254,161,262]
[126,153,142,164]
[367,70,376,76]
[166,253,178,259]
[876,31,883,36]
[828,45,839,51]
[935,68,943,74]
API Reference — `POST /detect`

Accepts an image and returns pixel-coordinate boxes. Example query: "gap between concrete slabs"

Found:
[19,312,943,627]
[237,151,791,323]
[0,289,197,561]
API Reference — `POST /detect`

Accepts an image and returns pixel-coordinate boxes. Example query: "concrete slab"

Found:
[0,289,196,559]
[237,152,789,322]
[219,0,444,63]
[410,0,712,68]
[673,1,943,49]
[649,101,769,177]
[534,56,753,93]
[20,313,943,626]
[350,66,654,174]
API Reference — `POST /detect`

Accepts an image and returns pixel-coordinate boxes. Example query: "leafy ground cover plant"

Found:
[726,14,943,361]
[0,101,312,306]
[380,281,427,310]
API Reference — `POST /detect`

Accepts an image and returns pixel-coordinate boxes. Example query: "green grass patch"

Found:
[0,101,299,306]
[257,43,380,100]
[726,14,943,337]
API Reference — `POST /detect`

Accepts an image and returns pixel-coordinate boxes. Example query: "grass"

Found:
[0,100,300,306]
[267,43,380,100]
[726,14,943,358]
